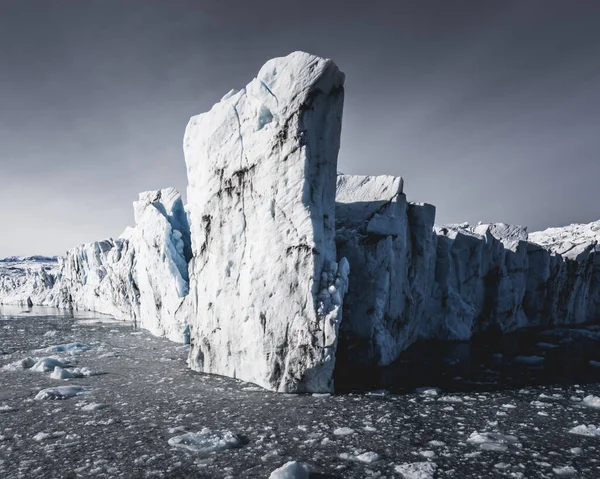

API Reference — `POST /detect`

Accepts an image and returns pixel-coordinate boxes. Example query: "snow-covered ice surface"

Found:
[3,308,600,477]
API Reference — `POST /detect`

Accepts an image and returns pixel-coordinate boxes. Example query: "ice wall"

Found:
[181,51,349,393]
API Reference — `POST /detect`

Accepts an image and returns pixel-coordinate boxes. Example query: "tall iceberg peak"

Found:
[182,51,348,393]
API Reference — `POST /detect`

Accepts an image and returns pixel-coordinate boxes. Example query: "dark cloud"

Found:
[1,0,599,255]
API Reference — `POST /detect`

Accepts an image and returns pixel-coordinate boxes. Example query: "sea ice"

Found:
[167,428,242,454]
[394,461,437,479]
[34,386,90,400]
[568,424,600,437]
[31,358,69,372]
[268,461,310,479]
[582,395,600,409]
[466,431,518,452]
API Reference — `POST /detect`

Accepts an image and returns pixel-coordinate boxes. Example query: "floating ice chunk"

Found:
[33,431,63,441]
[0,404,17,413]
[568,424,600,437]
[394,461,437,479]
[31,358,69,372]
[513,356,544,365]
[366,390,390,397]
[50,366,74,380]
[415,387,440,396]
[333,427,355,436]
[589,360,600,368]
[167,428,241,454]
[50,366,104,380]
[466,431,518,452]
[438,396,463,403]
[268,461,310,479]
[1,357,35,371]
[355,452,380,464]
[553,466,577,477]
[428,440,446,447]
[81,403,107,411]
[582,395,600,409]
[35,386,90,400]
[45,343,91,355]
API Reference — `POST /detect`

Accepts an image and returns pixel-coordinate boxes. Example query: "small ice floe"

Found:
[167,428,242,454]
[45,343,91,355]
[0,404,17,413]
[513,356,544,365]
[43,330,58,337]
[31,358,69,372]
[466,431,518,452]
[570,447,582,455]
[415,387,440,396]
[311,393,331,398]
[366,389,390,397]
[33,431,64,441]
[50,366,104,380]
[582,395,600,409]
[268,461,310,479]
[589,360,600,368]
[81,403,106,411]
[355,451,380,464]
[1,357,36,371]
[552,465,577,477]
[438,395,464,403]
[333,427,355,436]
[568,424,600,437]
[394,461,437,479]
[34,386,90,400]
[97,351,117,358]
[340,451,380,464]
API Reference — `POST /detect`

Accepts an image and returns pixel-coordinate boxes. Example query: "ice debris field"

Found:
[3,307,600,477]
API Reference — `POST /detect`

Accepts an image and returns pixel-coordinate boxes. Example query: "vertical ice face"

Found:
[182,51,348,393]
[130,188,191,342]
[57,188,191,342]
[334,174,413,367]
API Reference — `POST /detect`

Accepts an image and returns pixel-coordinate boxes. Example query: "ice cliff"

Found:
[180,51,349,392]
[1,51,600,392]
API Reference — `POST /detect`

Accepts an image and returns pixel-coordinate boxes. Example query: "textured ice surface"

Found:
[466,431,518,452]
[394,462,437,479]
[167,428,241,454]
[182,51,348,392]
[268,461,310,479]
[34,386,89,400]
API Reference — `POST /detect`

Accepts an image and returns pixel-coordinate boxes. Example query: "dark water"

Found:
[3,306,600,478]
[336,326,600,394]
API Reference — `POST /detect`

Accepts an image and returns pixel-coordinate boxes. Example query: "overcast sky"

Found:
[1,0,600,256]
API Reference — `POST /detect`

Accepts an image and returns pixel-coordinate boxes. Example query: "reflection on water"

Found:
[0,304,131,325]
[335,325,600,394]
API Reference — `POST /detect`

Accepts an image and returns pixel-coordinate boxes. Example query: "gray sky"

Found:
[1,0,600,256]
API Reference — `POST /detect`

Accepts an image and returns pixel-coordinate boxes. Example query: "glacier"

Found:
[1,51,600,392]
